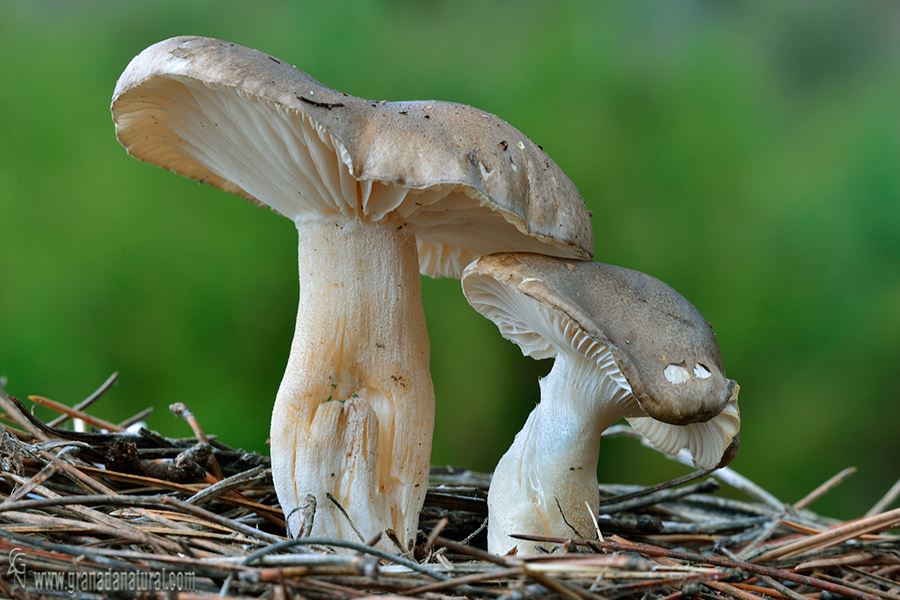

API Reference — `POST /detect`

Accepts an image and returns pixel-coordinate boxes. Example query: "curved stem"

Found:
[487,351,636,554]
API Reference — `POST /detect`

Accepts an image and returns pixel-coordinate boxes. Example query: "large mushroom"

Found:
[461,253,740,555]
[111,36,593,550]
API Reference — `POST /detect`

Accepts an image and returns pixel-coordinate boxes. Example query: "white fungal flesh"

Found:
[694,363,712,379]
[664,364,691,384]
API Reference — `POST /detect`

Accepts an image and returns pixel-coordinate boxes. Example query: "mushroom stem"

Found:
[270,217,434,551]
[487,348,638,554]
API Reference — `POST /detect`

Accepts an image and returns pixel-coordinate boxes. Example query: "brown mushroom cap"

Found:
[463,253,737,425]
[111,36,593,277]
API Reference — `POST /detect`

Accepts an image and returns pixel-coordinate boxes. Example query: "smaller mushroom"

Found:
[461,253,740,555]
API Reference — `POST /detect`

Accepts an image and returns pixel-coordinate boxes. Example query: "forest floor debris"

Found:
[0,375,897,599]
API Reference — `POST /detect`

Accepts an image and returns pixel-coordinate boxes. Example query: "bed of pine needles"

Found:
[0,373,898,600]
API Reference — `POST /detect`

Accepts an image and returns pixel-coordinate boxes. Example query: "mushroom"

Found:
[111,36,593,551]
[461,253,740,555]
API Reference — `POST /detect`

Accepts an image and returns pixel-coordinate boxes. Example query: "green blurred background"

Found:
[2,1,898,520]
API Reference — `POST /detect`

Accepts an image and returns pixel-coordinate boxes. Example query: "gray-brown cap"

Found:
[111,36,593,277]
[462,252,740,468]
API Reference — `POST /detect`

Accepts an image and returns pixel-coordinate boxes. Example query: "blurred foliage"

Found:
[2,1,898,519]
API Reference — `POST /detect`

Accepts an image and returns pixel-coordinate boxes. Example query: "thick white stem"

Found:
[270,218,434,552]
[487,351,636,555]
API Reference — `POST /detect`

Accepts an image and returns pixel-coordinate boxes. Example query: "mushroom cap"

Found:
[111,36,593,278]
[462,253,738,426]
